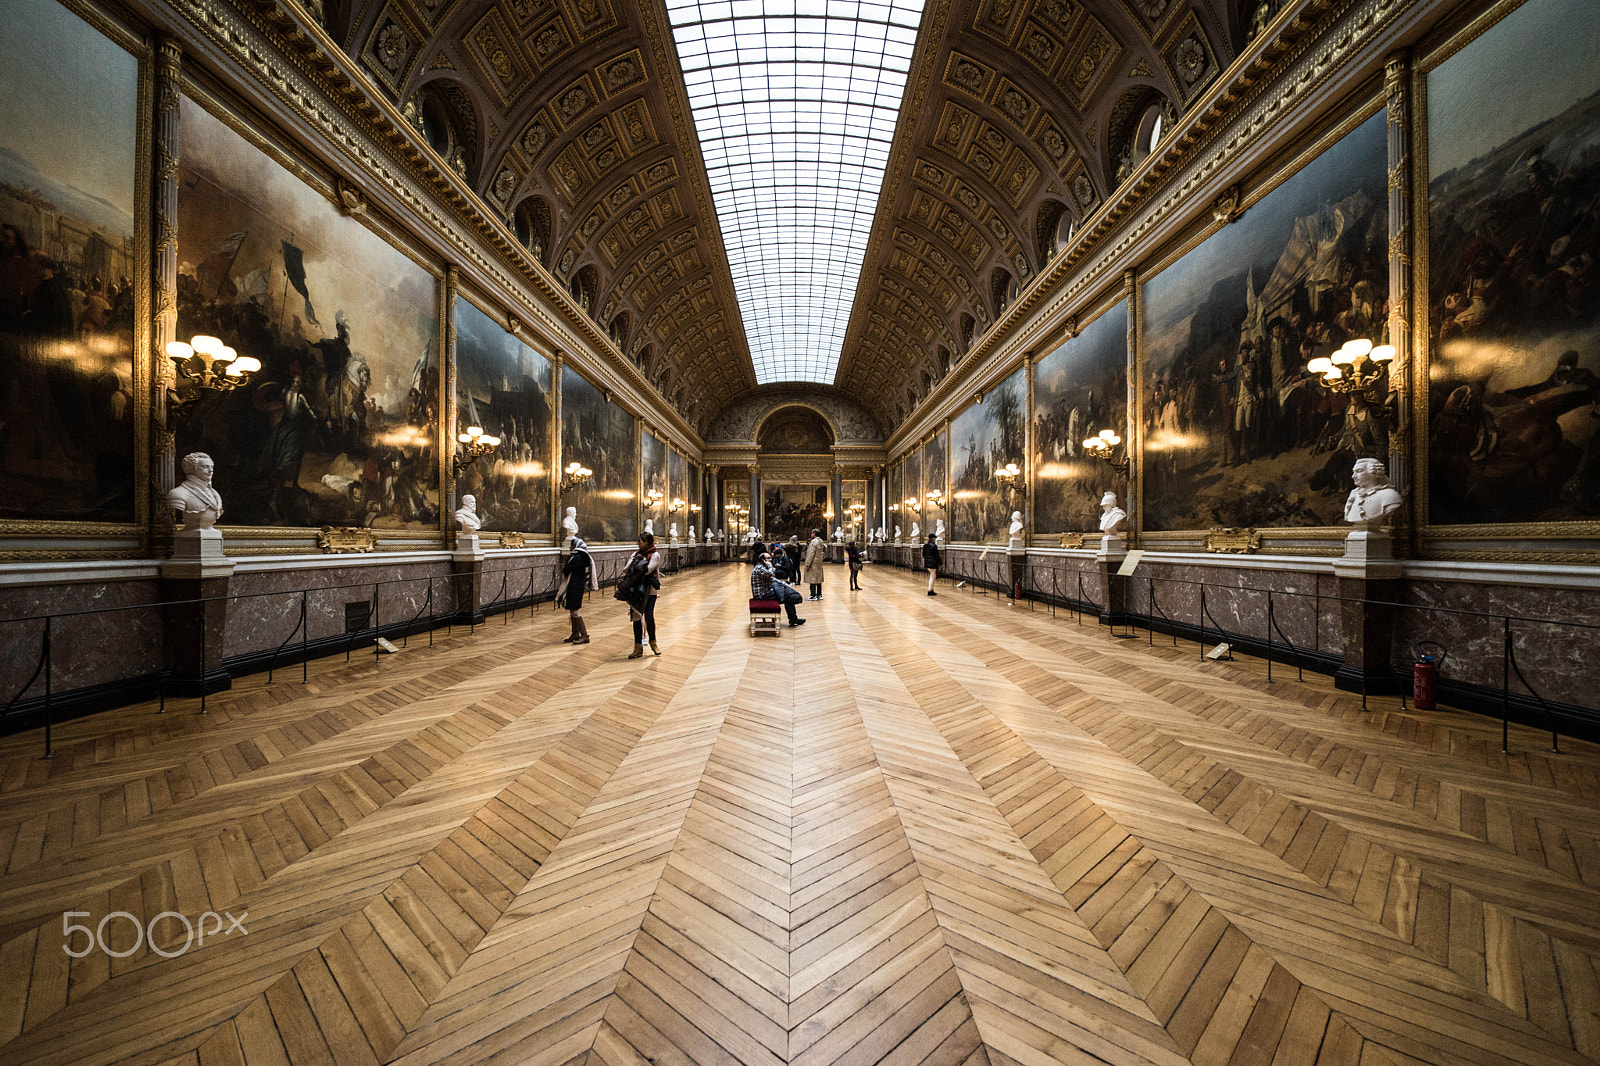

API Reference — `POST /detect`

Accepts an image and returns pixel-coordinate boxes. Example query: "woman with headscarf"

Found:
[617,530,663,659]
[557,537,599,644]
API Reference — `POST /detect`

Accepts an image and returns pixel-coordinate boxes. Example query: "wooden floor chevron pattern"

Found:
[2,564,1598,1066]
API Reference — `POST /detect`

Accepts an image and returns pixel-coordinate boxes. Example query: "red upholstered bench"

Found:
[749,598,781,637]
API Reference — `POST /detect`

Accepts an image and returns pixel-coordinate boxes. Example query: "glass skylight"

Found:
[665,0,926,385]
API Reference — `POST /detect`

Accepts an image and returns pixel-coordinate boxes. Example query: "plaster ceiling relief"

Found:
[835,0,1234,416]
[339,0,757,424]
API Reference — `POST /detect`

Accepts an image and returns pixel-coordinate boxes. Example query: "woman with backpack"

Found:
[922,532,941,596]
[845,539,864,591]
[616,530,663,658]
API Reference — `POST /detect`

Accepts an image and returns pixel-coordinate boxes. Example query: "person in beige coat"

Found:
[802,528,827,601]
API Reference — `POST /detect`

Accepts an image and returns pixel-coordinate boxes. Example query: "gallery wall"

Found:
[0,0,707,550]
[885,0,1600,558]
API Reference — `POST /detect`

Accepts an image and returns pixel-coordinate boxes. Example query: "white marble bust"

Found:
[1344,458,1403,526]
[669,521,678,539]
[910,521,920,539]
[894,524,901,541]
[688,524,696,542]
[1008,510,1024,536]
[876,525,886,542]
[562,506,579,544]
[834,526,844,542]
[169,452,224,528]
[1099,492,1127,534]
[454,494,481,533]
[934,518,945,541]
[643,517,654,536]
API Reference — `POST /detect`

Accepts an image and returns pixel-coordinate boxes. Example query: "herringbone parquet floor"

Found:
[1,562,1598,1066]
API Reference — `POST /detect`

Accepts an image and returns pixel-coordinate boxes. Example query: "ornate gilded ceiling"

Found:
[835,0,1239,422]
[335,0,758,430]
[334,0,1242,432]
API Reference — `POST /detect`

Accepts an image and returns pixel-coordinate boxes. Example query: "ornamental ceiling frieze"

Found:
[835,0,1234,416]
[338,0,755,427]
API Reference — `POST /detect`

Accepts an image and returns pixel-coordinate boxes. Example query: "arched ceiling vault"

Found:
[335,0,759,431]
[331,0,1241,431]
[834,0,1239,415]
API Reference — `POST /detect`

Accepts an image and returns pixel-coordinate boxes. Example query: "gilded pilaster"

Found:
[151,36,182,536]
[1123,269,1140,539]
[1023,355,1034,547]
[1385,49,1413,507]
[551,349,563,545]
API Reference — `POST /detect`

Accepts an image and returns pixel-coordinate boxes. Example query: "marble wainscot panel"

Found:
[0,579,164,699]
[940,545,1011,591]
[478,551,561,609]
[1124,560,1342,657]
[224,560,452,659]
[1025,552,1105,609]
[1395,578,1600,712]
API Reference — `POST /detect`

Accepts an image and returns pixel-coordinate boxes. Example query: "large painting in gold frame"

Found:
[174,93,440,530]
[1421,0,1600,529]
[0,0,143,525]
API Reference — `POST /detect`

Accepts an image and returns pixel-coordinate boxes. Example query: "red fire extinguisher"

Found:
[1412,641,1447,710]
[1013,579,1022,601]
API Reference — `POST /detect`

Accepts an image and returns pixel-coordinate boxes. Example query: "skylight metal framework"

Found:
[666,0,924,385]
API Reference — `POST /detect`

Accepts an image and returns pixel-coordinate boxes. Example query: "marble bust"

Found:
[454,494,482,533]
[910,521,919,539]
[894,524,902,542]
[876,525,886,542]
[643,517,654,536]
[834,526,844,542]
[934,518,945,541]
[1099,492,1127,534]
[562,506,579,545]
[669,522,678,540]
[688,524,696,542]
[1344,458,1403,525]
[169,452,223,529]
[1008,511,1024,536]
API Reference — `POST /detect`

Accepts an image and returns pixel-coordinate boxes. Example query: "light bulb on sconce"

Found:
[1310,337,1392,396]
[452,425,501,476]
[1082,428,1130,476]
[164,335,261,420]
[560,460,593,489]
[994,460,1027,503]
[669,497,685,514]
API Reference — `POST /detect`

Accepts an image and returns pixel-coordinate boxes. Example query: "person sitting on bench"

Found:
[750,552,806,627]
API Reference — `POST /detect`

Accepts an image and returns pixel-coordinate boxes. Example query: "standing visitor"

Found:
[751,552,806,627]
[803,528,827,600]
[922,532,941,596]
[846,540,863,590]
[783,535,803,581]
[558,537,598,644]
[617,531,663,658]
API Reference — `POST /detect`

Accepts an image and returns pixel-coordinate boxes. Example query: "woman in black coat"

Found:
[559,538,597,644]
[921,533,941,596]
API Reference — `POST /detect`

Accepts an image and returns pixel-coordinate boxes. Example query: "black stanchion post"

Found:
[373,583,381,664]
[301,591,309,683]
[200,608,208,714]
[42,617,52,760]
[1497,611,1510,752]
[1267,591,1274,683]
[1199,584,1206,660]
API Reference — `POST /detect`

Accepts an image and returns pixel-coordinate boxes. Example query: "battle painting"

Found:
[903,445,923,540]
[0,0,138,522]
[454,299,551,533]
[1142,112,1387,531]
[175,97,439,528]
[641,429,665,537]
[1032,305,1129,533]
[561,368,637,542]
[668,447,685,538]
[1425,0,1600,524]
[924,429,948,540]
[951,365,1026,543]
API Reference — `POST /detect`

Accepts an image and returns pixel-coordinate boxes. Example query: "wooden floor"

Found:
[2,565,1599,1066]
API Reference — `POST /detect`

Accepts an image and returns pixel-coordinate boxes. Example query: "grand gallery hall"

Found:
[3,0,1600,1061]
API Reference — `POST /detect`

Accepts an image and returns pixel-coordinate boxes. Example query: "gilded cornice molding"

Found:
[886,0,1421,454]
[158,0,705,449]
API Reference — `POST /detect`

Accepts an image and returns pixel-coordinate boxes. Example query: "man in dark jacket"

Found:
[921,533,941,596]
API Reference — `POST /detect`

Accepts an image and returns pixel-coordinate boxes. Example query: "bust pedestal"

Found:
[162,526,235,698]
[1095,535,1130,628]
[1332,527,1402,696]
[452,533,486,625]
